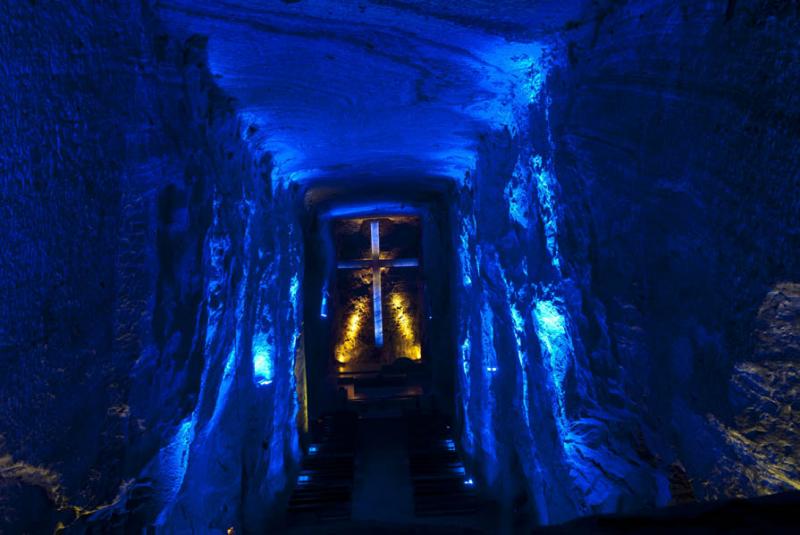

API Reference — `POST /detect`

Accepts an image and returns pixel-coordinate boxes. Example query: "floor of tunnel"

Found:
[351,417,415,523]
[283,404,493,533]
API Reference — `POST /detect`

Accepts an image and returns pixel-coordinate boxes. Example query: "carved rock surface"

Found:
[1,0,799,531]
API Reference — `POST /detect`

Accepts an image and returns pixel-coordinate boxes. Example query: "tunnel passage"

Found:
[3,1,800,533]
[301,179,458,419]
[284,178,494,527]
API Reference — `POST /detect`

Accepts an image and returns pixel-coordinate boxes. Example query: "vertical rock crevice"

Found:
[450,0,800,525]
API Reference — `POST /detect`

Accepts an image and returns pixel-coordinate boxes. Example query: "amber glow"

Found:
[335,295,369,364]
[389,292,421,360]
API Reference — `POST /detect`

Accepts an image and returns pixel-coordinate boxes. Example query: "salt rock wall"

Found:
[454,77,666,525]
[454,0,799,525]
[548,0,800,501]
[0,3,302,532]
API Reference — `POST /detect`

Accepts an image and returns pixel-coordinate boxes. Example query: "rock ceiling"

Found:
[158,0,585,184]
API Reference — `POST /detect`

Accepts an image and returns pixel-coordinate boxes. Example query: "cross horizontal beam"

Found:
[337,258,419,269]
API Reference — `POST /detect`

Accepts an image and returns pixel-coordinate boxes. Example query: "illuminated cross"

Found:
[337,220,418,347]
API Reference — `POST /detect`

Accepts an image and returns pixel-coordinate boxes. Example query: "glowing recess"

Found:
[389,292,421,360]
[320,280,329,318]
[336,219,419,349]
[252,332,274,385]
[335,295,368,364]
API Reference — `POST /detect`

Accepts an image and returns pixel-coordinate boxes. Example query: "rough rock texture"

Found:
[546,0,800,509]
[756,283,800,359]
[1,0,798,531]
[452,0,800,524]
[706,283,800,497]
[0,2,303,532]
[452,79,667,524]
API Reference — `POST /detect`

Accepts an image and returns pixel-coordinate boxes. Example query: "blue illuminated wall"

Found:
[452,41,691,521]
[452,0,800,524]
[2,0,799,531]
[543,0,800,507]
[0,4,304,531]
[129,39,306,532]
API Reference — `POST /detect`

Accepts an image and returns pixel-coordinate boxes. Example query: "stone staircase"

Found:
[285,407,482,531]
[286,412,358,524]
[407,411,480,519]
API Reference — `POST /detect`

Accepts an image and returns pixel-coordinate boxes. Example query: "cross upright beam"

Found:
[336,219,419,348]
[370,221,383,346]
